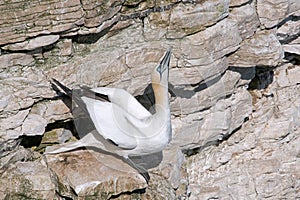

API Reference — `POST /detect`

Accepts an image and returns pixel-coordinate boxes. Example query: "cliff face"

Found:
[0,0,299,199]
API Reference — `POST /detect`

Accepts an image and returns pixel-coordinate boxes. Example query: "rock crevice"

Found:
[0,0,299,199]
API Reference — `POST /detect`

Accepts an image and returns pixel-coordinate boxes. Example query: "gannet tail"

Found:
[45,139,84,154]
[44,132,109,155]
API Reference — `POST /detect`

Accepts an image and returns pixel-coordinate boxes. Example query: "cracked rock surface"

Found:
[0,0,299,199]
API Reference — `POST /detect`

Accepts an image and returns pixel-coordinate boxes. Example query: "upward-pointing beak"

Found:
[156,48,172,76]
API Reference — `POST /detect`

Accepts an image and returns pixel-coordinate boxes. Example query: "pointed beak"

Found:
[157,48,172,76]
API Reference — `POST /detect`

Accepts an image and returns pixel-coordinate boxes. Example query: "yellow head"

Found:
[151,48,172,107]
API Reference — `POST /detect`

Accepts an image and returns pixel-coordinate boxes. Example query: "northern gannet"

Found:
[45,49,172,181]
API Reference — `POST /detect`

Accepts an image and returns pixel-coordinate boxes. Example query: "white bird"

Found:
[45,49,173,181]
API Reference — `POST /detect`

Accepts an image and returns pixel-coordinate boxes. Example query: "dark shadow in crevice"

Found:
[19,135,42,149]
[229,66,256,83]
[284,52,300,65]
[248,66,274,90]
[109,188,146,199]
[134,77,217,113]
[182,123,244,157]
[72,24,115,44]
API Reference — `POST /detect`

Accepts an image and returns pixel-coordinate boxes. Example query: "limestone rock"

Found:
[171,70,241,116]
[229,0,250,7]
[282,37,300,55]
[0,53,34,69]
[167,0,229,39]
[0,65,52,113]
[0,161,55,199]
[186,63,300,199]
[228,30,284,67]
[56,39,73,56]
[0,109,30,141]
[257,0,288,28]
[21,114,48,136]
[3,35,60,51]
[229,4,260,39]
[81,0,122,28]
[0,0,299,198]
[30,100,72,123]
[277,63,300,88]
[143,10,171,41]
[257,0,300,28]
[169,58,228,85]
[181,19,241,66]
[0,0,84,45]
[277,19,300,43]
[45,150,147,199]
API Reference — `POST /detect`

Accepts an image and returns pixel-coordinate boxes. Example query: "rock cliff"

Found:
[0,0,299,199]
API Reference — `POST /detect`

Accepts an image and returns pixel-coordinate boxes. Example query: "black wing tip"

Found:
[79,86,111,102]
[51,78,72,97]
[141,171,150,184]
[51,78,111,103]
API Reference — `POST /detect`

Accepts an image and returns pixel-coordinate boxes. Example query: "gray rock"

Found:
[257,0,289,28]
[181,18,242,66]
[186,62,300,200]
[257,0,300,28]
[22,114,48,136]
[228,30,284,67]
[277,63,300,87]
[45,150,147,199]
[0,109,30,141]
[229,4,260,39]
[169,57,228,85]
[0,0,84,45]
[282,37,300,55]
[0,0,299,198]
[0,161,56,199]
[171,70,241,115]
[167,0,229,39]
[277,19,300,42]
[229,0,250,7]
[3,35,60,51]
[0,53,35,69]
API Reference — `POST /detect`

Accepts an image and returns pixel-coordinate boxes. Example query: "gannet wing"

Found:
[51,79,143,149]
[92,87,152,119]
[82,97,139,150]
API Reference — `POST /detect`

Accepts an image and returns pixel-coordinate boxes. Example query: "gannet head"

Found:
[151,48,172,88]
[151,48,172,109]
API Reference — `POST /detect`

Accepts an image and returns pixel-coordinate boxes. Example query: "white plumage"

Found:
[45,49,172,180]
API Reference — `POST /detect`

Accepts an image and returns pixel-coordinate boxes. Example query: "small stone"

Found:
[3,35,60,51]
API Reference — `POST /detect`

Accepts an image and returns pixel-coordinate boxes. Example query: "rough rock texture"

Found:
[187,64,300,199]
[0,0,299,199]
[46,150,147,199]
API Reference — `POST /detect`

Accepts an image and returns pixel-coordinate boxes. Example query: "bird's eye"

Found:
[156,65,162,74]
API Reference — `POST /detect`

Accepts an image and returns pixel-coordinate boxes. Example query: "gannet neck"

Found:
[151,48,172,112]
[152,83,169,111]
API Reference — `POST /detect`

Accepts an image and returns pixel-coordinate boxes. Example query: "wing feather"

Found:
[82,97,141,150]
